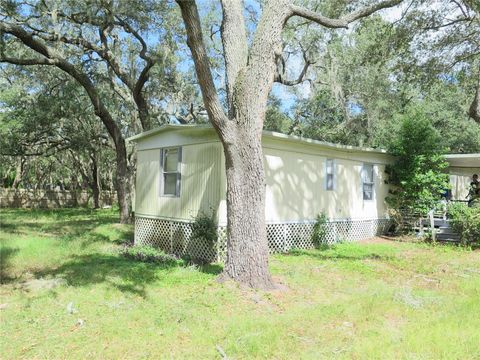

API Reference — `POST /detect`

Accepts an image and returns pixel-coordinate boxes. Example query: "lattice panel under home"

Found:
[135,216,392,263]
[217,226,228,262]
[134,217,217,262]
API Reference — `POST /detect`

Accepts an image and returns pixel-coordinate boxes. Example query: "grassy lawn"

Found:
[1,209,479,359]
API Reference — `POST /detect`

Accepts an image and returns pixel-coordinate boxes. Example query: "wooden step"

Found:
[421,219,449,227]
[436,237,461,243]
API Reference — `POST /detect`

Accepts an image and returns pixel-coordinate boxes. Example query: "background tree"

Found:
[385,108,450,230]
[273,3,480,152]
[0,65,115,207]
[0,0,191,222]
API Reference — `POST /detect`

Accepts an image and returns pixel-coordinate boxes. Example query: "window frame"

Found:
[159,146,182,197]
[362,163,375,201]
[325,158,336,191]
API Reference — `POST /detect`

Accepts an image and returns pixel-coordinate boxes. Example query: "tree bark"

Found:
[217,2,292,289]
[91,155,101,209]
[220,133,273,289]
[469,69,480,123]
[115,140,130,223]
[12,157,25,189]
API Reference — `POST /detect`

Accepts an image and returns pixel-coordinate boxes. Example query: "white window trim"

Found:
[362,163,375,201]
[159,147,182,197]
[324,158,336,191]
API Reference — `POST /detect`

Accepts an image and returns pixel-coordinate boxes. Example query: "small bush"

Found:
[121,245,179,264]
[447,203,480,245]
[312,213,328,248]
[191,213,218,247]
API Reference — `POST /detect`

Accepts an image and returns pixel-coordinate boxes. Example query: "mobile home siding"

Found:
[135,142,223,220]
[135,129,392,224]
[216,140,391,224]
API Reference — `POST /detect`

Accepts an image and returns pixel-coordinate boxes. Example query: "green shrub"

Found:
[312,213,328,248]
[447,203,480,245]
[121,245,179,264]
[191,213,218,247]
[385,109,450,232]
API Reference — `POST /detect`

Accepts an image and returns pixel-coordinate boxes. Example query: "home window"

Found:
[325,159,335,191]
[161,147,182,196]
[362,164,374,200]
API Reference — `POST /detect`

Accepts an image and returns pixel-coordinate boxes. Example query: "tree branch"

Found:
[132,59,154,129]
[220,0,249,118]
[290,0,404,29]
[274,46,314,86]
[19,10,156,130]
[0,54,56,66]
[0,22,125,149]
[176,0,230,135]
[469,66,480,123]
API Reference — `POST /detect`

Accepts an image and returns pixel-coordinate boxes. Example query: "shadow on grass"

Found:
[2,213,133,248]
[1,208,120,235]
[285,246,395,261]
[0,222,21,233]
[1,218,118,235]
[0,246,19,284]
[32,253,222,297]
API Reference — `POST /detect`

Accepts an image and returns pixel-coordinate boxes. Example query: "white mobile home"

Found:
[128,125,479,260]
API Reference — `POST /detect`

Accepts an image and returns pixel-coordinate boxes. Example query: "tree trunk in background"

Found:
[469,70,480,123]
[91,156,101,209]
[115,139,131,223]
[12,157,24,189]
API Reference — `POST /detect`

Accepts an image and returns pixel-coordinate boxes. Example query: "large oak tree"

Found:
[176,0,404,288]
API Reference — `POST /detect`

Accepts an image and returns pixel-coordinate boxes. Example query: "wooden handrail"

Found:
[428,209,436,242]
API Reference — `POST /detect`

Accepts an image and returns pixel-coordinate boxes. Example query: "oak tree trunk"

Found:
[469,70,480,123]
[216,3,290,289]
[220,134,274,289]
[12,157,24,189]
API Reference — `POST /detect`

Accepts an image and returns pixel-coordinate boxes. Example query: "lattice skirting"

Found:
[135,216,392,262]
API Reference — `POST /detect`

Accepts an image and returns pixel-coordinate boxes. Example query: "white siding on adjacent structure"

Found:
[449,167,480,201]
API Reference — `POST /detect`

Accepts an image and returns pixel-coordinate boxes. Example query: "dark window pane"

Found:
[326,174,334,190]
[164,173,177,195]
[363,183,373,200]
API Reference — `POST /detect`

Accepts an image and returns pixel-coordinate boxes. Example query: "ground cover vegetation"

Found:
[1,208,479,358]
